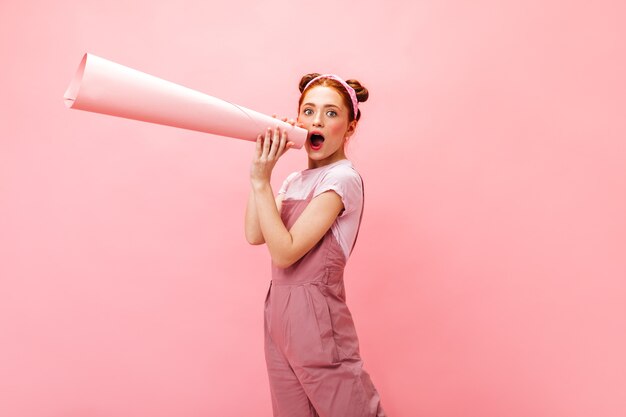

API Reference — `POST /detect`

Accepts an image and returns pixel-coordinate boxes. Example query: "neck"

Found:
[308,147,347,169]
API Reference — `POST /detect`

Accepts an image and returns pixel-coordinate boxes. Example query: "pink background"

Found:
[1,1,625,416]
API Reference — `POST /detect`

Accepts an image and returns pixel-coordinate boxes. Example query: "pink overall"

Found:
[263,178,387,417]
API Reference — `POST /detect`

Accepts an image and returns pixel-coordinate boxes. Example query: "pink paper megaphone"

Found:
[64,53,307,148]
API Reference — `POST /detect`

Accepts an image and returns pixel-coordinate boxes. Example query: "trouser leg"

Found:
[283,286,387,417]
[292,359,386,417]
[265,318,318,417]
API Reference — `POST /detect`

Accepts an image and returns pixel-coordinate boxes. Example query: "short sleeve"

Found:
[313,167,363,217]
[278,171,299,195]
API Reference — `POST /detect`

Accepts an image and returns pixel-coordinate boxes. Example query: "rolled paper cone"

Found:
[64,53,307,148]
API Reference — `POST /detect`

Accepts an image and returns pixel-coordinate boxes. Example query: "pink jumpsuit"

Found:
[263,176,387,417]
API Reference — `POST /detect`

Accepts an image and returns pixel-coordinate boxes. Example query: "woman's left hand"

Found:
[250,125,294,187]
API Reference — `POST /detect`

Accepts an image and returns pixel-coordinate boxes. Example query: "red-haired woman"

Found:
[246,73,387,417]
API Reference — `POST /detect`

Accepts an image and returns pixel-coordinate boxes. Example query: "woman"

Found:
[246,73,387,417]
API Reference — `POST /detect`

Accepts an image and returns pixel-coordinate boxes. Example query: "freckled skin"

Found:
[297,86,357,169]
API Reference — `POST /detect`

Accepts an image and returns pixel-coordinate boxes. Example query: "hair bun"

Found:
[346,79,369,103]
[298,73,322,93]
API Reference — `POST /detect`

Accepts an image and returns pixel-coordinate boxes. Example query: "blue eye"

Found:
[303,108,313,115]
[327,110,337,117]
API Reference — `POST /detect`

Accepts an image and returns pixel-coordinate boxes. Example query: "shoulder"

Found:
[278,171,300,194]
[314,162,363,215]
[319,162,363,190]
[284,171,300,183]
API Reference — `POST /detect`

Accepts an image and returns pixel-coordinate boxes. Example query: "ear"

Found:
[344,119,358,139]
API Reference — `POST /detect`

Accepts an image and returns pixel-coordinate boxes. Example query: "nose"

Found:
[312,110,324,127]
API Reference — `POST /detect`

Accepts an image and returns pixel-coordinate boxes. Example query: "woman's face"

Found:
[297,85,356,165]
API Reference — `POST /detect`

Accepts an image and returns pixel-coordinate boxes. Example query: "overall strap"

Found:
[349,172,365,257]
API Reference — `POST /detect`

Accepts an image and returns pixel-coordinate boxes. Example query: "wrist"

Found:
[251,179,271,192]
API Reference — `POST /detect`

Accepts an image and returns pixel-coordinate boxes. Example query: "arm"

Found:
[253,181,343,268]
[251,123,341,267]
[245,188,284,245]
[246,116,299,246]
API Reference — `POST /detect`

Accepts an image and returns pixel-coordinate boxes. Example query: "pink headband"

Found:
[303,74,359,119]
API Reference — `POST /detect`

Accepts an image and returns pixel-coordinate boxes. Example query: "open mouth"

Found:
[309,133,325,150]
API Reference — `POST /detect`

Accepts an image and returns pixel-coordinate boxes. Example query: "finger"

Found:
[268,126,280,159]
[255,133,262,158]
[277,128,288,157]
[262,127,271,158]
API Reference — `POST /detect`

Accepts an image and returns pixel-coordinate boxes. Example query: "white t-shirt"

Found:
[278,159,364,260]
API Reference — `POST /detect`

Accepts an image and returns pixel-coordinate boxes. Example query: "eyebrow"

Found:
[302,103,341,109]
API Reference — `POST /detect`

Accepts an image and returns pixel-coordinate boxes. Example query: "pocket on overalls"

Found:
[316,271,341,364]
